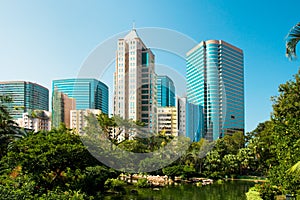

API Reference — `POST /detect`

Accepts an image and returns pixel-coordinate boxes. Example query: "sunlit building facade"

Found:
[52,89,76,128]
[70,109,102,135]
[113,28,157,134]
[0,81,49,119]
[157,75,175,107]
[177,96,203,142]
[186,40,244,141]
[52,78,108,113]
[16,110,51,132]
[157,106,177,136]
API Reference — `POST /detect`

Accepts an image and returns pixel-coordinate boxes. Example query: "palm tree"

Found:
[288,161,300,175]
[286,22,300,60]
[286,23,300,176]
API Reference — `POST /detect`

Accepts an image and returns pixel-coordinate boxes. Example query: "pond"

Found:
[104,180,255,200]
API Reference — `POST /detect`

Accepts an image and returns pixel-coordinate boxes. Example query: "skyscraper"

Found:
[52,78,108,128]
[52,78,109,113]
[177,96,203,142]
[157,75,175,107]
[186,40,244,141]
[0,81,49,119]
[114,28,157,134]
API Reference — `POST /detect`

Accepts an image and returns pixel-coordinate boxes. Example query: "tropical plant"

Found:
[286,22,300,60]
[0,95,27,158]
[288,161,300,176]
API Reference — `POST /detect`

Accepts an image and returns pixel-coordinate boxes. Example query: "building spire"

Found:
[132,20,135,30]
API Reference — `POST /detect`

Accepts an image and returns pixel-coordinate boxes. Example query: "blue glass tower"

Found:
[177,96,203,142]
[156,75,175,107]
[186,40,244,141]
[52,78,109,114]
[0,81,49,119]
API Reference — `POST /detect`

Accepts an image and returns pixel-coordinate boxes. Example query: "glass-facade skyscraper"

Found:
[186,40,244,141]
[0,81,49,119]
[157,75,175,107]
[177,96,203,142]
[52,78,109,114]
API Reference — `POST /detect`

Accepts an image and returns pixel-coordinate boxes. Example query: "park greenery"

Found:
[0,23,299,200]
[0,71,299,199]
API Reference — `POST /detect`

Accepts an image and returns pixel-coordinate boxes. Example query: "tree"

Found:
[0,95,26,159]
[286,22,300,60]
[267,70,300,193]
[0,128,101,192]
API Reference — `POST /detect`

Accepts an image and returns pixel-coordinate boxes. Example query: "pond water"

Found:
[104,180,255,200]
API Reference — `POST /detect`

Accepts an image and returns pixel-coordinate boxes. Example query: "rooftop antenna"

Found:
[132,20,136,30]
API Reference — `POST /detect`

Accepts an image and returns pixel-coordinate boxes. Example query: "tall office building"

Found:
[0,81,49,119]
[52,78,109,113]
[113,28,157,134]
[186,40,244,141]
[157,75,175,107]
[177,96,203,142]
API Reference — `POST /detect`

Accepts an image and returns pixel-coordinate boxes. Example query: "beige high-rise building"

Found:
[70,109,102,135]
[114,28,157,137]
[157,107,178,136]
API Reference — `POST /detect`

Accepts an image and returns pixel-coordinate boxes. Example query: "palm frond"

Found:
[286,22,300,60]
[287,161,300,175]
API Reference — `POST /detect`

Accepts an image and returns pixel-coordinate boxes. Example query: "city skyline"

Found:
[1,1,300,132]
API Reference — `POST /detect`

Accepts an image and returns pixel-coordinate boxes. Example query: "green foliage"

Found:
[0,129,100,190]
[162,165,183,180]
[267,71,300,192]
[253,183,282,200]
[0,95,26,159]
[215,179,224,184]
[181,165,196,179]
[286,22,300,60]
[83,166,119,195]
[135,178,150,188]
[289,161,300,175]
[0,172,90,199]
[246,187,263,200]
[104,178,126,193]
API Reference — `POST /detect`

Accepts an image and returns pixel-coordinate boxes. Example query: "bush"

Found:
[253,183,282,200]
[104,178,126,193]
[246,187,263,200]
[135,178,150,188]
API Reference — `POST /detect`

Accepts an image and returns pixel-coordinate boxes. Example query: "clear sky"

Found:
[0,0,299,132]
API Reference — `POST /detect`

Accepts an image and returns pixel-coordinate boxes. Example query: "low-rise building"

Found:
[157,106,178,136]
[16,110,51,132]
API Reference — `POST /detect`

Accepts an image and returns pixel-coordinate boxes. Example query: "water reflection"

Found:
[104,180,255,200]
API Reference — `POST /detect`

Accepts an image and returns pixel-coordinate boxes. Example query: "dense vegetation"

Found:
[0,70,300,199]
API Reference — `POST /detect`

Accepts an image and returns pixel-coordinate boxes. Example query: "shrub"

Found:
[135,178,150,188]
[104,178,126,193]
[246,187,263,200]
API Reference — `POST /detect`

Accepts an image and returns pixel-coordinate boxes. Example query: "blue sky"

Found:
[0,0,299,132]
